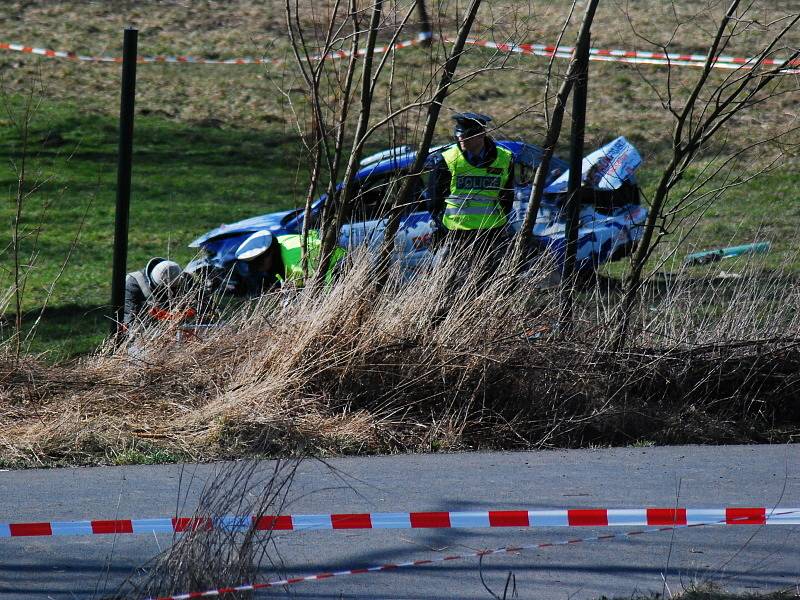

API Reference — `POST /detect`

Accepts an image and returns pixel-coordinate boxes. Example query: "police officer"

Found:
[428,112,515,264]
[233,229,346,295]
[123,257,190,329]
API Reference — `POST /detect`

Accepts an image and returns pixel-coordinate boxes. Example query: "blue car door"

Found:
[338,171,436,267]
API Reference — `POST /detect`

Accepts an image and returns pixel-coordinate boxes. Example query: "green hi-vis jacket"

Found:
[441,145,513,230]
[276,230,347,286]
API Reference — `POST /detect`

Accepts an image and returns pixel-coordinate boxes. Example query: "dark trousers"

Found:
[432,227,509,321]
[434,227,508,277]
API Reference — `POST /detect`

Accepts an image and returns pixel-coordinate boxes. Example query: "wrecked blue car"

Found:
[187,136,647,279]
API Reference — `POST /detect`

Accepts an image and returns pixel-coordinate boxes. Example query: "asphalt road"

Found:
[1,444,798,600]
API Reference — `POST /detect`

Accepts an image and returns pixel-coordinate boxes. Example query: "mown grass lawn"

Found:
[1,0,798,358]
[1,93,798,358]
[0,96,305,357]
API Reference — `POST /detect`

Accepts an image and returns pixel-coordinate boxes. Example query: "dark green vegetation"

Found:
[2,93,798,357]
[0,97,304,356]
[0,0,797,360]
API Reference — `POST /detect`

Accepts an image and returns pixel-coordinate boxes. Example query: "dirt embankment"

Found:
[2,258,799,468]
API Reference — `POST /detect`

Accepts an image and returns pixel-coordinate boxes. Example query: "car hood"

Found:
[189,209,298,247]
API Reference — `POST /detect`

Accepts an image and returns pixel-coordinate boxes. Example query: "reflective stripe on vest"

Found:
[441,145,512,231]
[277,231,346,285]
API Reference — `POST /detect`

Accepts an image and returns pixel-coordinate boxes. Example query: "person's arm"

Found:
[123,274,145,328]
[426,155,451,227]
[498,160,515,216]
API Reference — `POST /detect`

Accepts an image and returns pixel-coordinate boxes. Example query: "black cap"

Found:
[452,112,492,137]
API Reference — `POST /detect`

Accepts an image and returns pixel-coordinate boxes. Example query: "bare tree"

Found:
[375,0,484,282]
[613,0,800,347]
[2,81,53,358]
[283,0,427,288]
[285,0,357,276]
[313,0,385,288]
[507,0,599,277]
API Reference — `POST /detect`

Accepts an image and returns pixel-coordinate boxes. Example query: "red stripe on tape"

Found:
[726,507,765,525]
[488,510,529,527]
[172,517,212,532]
[10,522,52,536]
[568,509,608,527]
[331,513,372,529]
[646,508,687,526]
[91,519,134,534]
[410,511,451,528]
[253,515,293,531]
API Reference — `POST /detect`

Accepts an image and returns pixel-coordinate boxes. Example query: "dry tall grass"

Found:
[1,247,799,467]
[109,458,302,599]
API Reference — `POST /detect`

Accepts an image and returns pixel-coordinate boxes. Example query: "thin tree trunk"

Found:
[559,31,590,331]
[304,0,360,277]
[508,0,600,276]
[300,114,324,278]
[416,0,432,44]
[12,107,28,359]
[613,0,741,348]
[374,0,483,286]
[314,0,384,288]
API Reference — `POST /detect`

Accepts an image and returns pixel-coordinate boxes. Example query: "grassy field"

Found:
[1,0,799,357]
[0,97,306,355]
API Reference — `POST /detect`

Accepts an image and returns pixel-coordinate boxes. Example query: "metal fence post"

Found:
[559,31,590,330]
[109,28,138,334]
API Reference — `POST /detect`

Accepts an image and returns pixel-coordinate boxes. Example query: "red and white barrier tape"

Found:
[454,37,800,74]
[144,508,800,600]
[3,32,798,73]
[0,32,431,66]
[3,507,799,538]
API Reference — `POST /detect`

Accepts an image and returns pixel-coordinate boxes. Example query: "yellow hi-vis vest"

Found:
[276,230,347,286]
[441,145,512,230]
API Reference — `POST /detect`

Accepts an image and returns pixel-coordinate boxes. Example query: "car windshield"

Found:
[280,208,305,225]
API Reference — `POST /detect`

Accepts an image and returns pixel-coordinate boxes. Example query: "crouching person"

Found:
[123,257,196,331]
[233,229,346,296]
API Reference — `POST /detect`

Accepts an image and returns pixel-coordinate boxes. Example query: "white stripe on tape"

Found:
[292,514,333,530]
[529,510,569,527]
[51,521,93,536]
[687,509,726,525]
[607,509,649,526]
[766,511,800,525]
[450,511,491,528]
[370,513,412,529]
[131,518,175,534]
